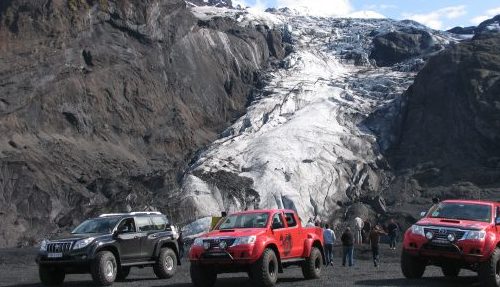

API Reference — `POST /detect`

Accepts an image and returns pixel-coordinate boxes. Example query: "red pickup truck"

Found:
[188,209,325,287]
[402,199,500,287]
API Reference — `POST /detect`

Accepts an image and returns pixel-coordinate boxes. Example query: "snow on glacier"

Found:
[179,7,457,227]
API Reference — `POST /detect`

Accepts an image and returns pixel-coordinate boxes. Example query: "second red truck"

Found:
[188,209,324,287]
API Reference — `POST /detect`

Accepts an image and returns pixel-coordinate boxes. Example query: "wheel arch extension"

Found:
[264,243,284,273]
[311,240,325,263]
[95,245,121,266]
[158,240,181,265]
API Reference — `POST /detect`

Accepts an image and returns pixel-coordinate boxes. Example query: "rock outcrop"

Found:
[370,27,442,67]
[387,33,500,211]
[0,0,283,247]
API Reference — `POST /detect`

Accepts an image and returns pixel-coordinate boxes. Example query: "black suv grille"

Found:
[47,242,73,253]
[424,227,466,242]
[204,238,236,249]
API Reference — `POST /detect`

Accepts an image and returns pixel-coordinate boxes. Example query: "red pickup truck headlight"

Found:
[232,236,256,246]
[463,231,486,240]
[193,238,203,246]
[410,225,425,237]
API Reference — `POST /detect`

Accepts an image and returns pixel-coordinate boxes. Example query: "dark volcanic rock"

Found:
[370,28,436,66]
[388,33,500,204]
[448,26,476,35]
[0,0,282,247]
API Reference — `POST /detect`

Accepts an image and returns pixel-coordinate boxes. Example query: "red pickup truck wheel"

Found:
[190,264,217,287]
[251,248,279,287]
[479,247,500,287]
[401,250,425,279]
[302,247,322,279]
[441,265,460,278]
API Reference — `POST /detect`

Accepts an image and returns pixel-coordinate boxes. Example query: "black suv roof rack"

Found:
[99,211,163,217]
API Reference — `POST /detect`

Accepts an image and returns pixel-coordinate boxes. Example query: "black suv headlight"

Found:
[73,237,95,250]
[40,239,49,251]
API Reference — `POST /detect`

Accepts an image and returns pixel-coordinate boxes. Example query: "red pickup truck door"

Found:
[284,212,304,258]
[270,212,293,259]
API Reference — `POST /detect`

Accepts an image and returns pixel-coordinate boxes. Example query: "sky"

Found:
[231,0,500,30]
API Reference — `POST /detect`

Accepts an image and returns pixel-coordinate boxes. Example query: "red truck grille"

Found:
[423,227,466,242]
[204,238,236,249]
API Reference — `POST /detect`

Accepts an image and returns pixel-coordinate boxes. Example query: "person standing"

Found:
[323,224,336,266]
[354,217,363,244]
[362,221,371,244]
[387,219,399,250]
[178,230,184,258]
[369,225,386,267]
[341,227,354,267]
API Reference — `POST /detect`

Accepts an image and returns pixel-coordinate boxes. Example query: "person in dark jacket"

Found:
[369,225,387,267]
[178,230,184,258]
[341,227,354,267]
[387,219,399,250]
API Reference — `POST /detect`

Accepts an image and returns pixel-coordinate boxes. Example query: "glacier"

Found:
[177,7,458,232]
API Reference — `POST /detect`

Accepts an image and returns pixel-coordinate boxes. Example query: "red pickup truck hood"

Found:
[201,228,266,238]
[417,218,491,230]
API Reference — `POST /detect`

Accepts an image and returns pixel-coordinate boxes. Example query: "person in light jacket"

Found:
[323,224,336,266]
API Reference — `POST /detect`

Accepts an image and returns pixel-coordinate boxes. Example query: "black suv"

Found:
[36,212,180,286]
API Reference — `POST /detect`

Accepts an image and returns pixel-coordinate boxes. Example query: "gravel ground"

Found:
[0,245,481,287]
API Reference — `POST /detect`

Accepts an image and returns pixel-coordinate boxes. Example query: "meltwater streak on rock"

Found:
[0,0,285,247]
[178,10,457,226]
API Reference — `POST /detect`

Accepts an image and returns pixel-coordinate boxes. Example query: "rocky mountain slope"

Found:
[0,0,284,247]
[386,31,500,212]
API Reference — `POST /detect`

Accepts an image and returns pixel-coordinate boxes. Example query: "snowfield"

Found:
[178,7,457,230]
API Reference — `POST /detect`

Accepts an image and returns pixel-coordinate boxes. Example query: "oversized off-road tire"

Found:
[190,263,217,287]
[401,250,426,279]
[442,265,460,278]
[116,266,130,282]
[154,247,177,279]
[91,251,117,286]
[250,248,279,287]
[302,247,322,279]
[39,265,65,286]
[479,247,500,287]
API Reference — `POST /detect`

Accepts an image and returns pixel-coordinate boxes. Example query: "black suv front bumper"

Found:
[36,247,94,273]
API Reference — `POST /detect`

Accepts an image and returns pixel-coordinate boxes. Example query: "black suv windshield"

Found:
[72,217,121,234]
[219,213,269,230]
[429,203,492,223]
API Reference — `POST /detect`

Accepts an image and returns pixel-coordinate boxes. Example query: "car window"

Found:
[285,212,297,227]
[218,213,269,230]
[429,203,492,223]
[135,217,155,232]
[272,213,285,229]
[151,216,167,231]
[117,218,136,233]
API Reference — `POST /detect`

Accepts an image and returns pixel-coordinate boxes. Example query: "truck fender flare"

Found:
[92,244,121,266]
[262,241,284,273]
[303,238,325,263]
[154,239,181,265]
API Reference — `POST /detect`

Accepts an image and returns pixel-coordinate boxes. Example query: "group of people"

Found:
[321,218,400,267]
